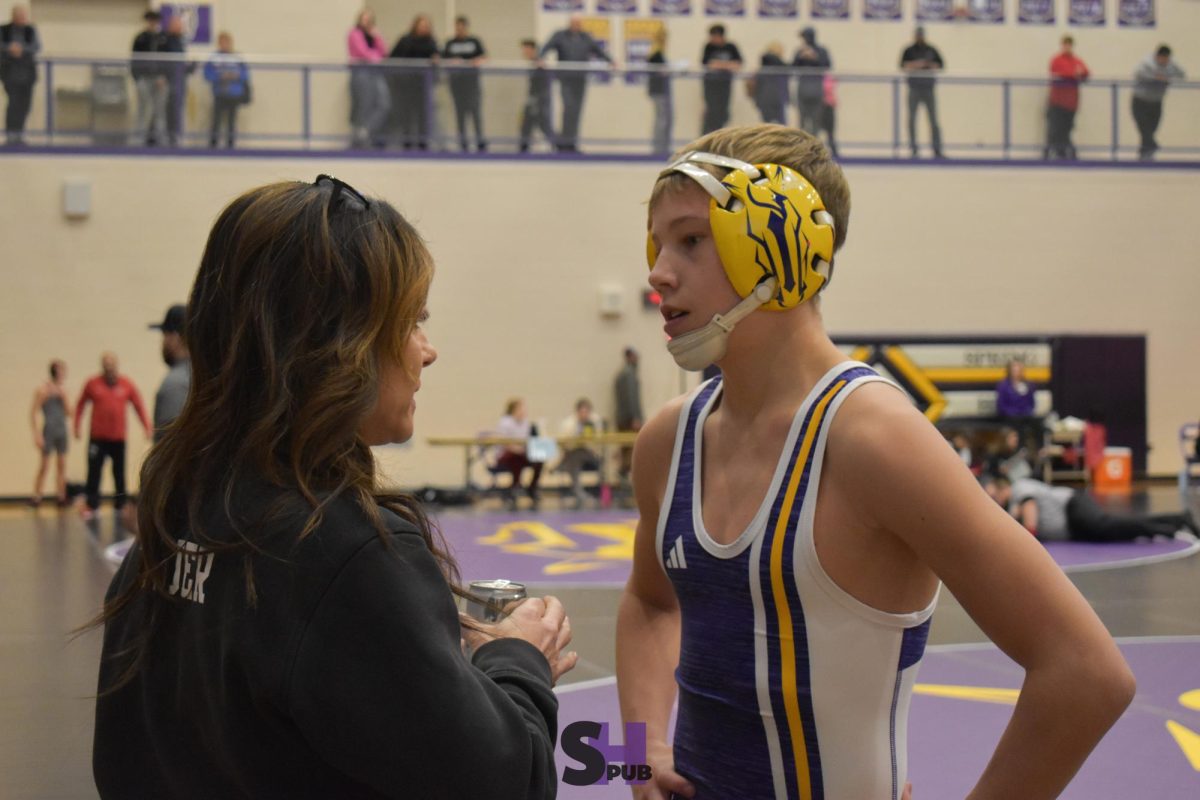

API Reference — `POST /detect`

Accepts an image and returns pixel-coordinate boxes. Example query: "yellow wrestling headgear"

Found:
[648,151,836,309]
[647,151,837,371]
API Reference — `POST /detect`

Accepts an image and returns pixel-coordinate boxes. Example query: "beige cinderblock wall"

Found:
[1,154,1198,498]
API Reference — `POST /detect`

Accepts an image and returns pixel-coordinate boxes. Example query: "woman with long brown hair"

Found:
[91,176,576,798]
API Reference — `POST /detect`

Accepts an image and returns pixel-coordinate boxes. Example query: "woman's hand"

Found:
[463,595,578,683]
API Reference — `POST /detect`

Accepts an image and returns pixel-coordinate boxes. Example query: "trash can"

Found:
[91,65,129,145]
[1093,446,1132,492]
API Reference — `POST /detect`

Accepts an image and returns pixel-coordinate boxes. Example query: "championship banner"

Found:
[650,0,692,14]
[543,0,584,10]
[1068,0,1106,25]
[967,0,1005,23]
[1117,0,1155,26]
[758,0,799,17]
[705,0,747,14]
[158,4,212,45]
[624,18,665,85]
[812,0,852,19]
[1017,0,1055,24]
[580,17,613,84]
[916,0,955,22]
[597,0,639,12]
[861,0,902,21]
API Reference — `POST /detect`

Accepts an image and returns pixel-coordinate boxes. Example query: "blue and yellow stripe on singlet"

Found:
[764,377,851,800]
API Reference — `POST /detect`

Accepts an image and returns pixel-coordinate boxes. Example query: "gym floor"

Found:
[1,485,1197,798]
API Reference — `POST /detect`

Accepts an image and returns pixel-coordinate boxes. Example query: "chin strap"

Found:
[666,278,777,372]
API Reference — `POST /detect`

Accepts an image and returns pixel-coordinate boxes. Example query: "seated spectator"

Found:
[554,398,603,509]
[987,426,1033,483]
[983,475,1196,543]
[203,31,249,148]
[496,398,542,510]
[996,358,1035,419]
[948,431,974,470]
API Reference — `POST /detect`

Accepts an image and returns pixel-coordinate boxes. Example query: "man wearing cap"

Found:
[900,26,944,159]
[151,304,190,440]
[793,27,830,136]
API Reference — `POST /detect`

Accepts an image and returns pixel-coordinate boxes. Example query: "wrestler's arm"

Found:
[616,397,694,800]
[832,384,1134,800]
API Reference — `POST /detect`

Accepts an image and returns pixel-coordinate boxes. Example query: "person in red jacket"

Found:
[1045,35,1089,160]
[74,351,151,520]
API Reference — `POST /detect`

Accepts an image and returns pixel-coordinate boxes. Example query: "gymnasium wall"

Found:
[1,155,1197,497]
[22,2,1200,152]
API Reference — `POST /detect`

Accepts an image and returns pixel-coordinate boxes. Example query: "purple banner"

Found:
[597,0,639,12]
[543,0,584,10]
[758,0,799,17]
[862,0,902,20]
[158,3,212,45]
[916,0,955,21]
[1068,0,1106,24]
[1017,0,1055,23]
[706,0,747,14]
[812,0,851,18]
[1117,0,1154,26]
[650,0,693,14]
[967,0,1005,23]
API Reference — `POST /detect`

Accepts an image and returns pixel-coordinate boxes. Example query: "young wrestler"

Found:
[616,124,1134,799]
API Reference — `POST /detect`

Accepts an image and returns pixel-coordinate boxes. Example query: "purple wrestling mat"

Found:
[433,509,1199,585]
[552,638,1200,799]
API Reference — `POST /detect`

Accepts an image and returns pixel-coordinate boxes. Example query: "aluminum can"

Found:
[465,579,527,622]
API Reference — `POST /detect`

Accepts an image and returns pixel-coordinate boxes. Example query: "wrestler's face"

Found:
[647,184,741,343]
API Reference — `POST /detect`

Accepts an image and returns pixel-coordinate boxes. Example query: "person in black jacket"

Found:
[90,175,577,799]
[130,10,167,146]
[792,27,830,134]
[1,4,39,145]
[442,15,487,152]
[900,26,945,159]
[161,14,196,147]
[700,24,742,134]
[389,14,439,150]
[754,42,788,126]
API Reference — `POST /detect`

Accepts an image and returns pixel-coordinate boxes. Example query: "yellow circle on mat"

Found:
[1181,689,1200,711]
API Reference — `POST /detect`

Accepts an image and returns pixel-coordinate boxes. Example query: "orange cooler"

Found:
[1093,446,1132,491]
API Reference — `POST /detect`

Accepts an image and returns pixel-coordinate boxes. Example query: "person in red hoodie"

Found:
[74,351,151,520]
[1045,35,1089,160]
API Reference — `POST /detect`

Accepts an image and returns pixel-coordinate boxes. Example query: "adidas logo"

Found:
[665,536,688,570]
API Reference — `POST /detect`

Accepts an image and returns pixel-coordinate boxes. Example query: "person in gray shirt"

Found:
[984,475,1195,543]
[1131,45,1185,161]
[149,304,191,440]
[538,14,613,152]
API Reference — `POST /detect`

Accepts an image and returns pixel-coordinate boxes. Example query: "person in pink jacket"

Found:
[347,8,390,148]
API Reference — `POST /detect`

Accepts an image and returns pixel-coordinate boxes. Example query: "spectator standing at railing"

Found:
[539,14,613,153]
[751,42,788,126]
[1045,35,1089,161]
[900,26,944,159]
[820,71,839,158]
[203,32,249,149]
[347,9,389,149]
[162,15,196,148]
[390,15,439,150]
[1,4,39,146]
[701,24,742,134]
[131,10,167,147]
[519,38,555,152]
[646,28,671,156]
[442,16,487,153]
[1131,45,1185,161]
[792,27,830,135]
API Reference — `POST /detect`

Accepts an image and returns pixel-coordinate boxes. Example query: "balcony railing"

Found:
[10,54,1199,162]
